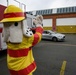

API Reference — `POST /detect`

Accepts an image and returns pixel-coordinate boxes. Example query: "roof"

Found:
[27,6,76,15]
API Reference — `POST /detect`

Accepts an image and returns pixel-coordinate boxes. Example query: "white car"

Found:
[42,30,65,42]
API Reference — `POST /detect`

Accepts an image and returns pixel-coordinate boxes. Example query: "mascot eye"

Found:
[33,22,35,25]
[14,22,18,26]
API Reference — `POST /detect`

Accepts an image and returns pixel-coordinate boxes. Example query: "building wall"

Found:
[43,13,76,33]
[57,18,76,33]
[0,5,6,32]
[43,19,52,26]
[0,5,6,21]
[43,19,52,30]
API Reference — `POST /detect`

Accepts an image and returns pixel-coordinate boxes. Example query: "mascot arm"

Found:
[32,15,43,46]
[32,26,43,46]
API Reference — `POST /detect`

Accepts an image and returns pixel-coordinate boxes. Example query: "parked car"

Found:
[42,30,65,42]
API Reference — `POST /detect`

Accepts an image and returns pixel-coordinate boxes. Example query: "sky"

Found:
[0,0,76,11]
[22,0,76,11]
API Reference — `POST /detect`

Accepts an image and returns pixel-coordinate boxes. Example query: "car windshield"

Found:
[48,30,57,34]
[43,30,57,34]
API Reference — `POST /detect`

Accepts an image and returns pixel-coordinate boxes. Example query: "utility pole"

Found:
[7,0,9,6]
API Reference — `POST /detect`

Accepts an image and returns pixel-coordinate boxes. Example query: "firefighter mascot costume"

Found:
[0,5,43,75]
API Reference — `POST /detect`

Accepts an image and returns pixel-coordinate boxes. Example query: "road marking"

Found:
[41,42,76,47]
[60,61,67,75]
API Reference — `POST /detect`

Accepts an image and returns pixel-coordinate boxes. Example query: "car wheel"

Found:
[52,37,58,42]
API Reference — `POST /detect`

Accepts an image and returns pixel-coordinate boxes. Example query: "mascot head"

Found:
[0,5,33,43]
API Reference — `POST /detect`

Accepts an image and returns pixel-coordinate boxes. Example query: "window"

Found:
[75,7,76,12]
[47,10,50,14]
[44,10,47,14]
[36,11,40,15]
[72,7,76,12]
[57,8,60,13]
[41,10,43,14]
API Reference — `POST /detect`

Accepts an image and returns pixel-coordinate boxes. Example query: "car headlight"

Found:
[58,36,63,38]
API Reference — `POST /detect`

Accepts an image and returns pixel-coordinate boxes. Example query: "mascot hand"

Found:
[33,15,43,28]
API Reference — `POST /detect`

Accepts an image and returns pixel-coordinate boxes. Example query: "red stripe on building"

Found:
[7,47,31,57]
[9,61,36,75]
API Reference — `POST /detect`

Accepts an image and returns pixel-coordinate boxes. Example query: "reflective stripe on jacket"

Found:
[7,27,43,75]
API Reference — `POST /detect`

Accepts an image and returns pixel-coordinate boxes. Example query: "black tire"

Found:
[52,37,58,42]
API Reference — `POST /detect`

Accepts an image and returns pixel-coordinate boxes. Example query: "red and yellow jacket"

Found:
[7,27,43,75]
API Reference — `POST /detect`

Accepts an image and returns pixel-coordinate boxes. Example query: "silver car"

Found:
[42,30,65,42]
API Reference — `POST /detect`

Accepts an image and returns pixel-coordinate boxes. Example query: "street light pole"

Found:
[7,0,9,6]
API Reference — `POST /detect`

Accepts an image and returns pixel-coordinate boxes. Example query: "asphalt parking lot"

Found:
[0,34,76,75]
